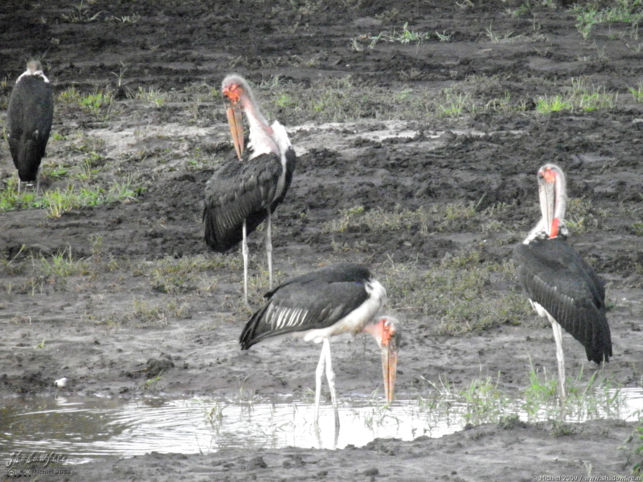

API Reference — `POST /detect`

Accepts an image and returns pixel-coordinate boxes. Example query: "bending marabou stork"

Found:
[7,60,54,193]
[513,164,612,399]
[204,74,296,304]
[239,263,399,423]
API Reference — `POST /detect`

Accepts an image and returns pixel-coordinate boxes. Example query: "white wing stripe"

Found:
[267,305,310,331]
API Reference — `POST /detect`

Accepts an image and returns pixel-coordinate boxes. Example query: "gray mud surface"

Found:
[0,0,641,480]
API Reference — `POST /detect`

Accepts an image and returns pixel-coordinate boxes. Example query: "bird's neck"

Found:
[17,69,49,84]
[242,98,279,159]
[523,219,547,244]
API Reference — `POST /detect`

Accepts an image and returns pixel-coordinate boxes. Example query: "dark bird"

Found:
[240,263,399,423]
[513,164,612,398]
[7,60,54,193]
[204,74,296,304]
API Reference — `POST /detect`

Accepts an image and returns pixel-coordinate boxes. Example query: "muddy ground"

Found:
[0,0,642,480]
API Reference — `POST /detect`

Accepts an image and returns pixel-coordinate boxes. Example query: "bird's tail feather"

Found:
[239,303,271,350]
[203,206,233,252]
[17,138,41,182]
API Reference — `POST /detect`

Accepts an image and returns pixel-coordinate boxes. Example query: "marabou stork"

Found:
[204,74,296,304]
[239,263,399,423]
[513,164,612,399]
[7,60,54,193]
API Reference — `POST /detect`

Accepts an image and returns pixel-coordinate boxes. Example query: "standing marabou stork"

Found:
[7,60,54,193]
[239,263,399,424]
[204,74,296,304]
[513,164,612,399]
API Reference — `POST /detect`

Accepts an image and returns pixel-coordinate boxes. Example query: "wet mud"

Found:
[0,0,641,479]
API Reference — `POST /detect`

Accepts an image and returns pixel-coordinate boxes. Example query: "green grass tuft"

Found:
[630,81,643,102]
[536,78,617,114]
[58,87,113,116]
[0,177,138,216]
[572,0,643,39]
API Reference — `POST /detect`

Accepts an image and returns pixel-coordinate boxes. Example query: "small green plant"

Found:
[0,177,37,211]
[630,81,643,102]
[131,298,168,324]
[62,0,102,23]
[136,86,167,107]
[485,24,514,43]
[434,30,453,42]
[144,375,161,389]
[58,87,113,115]
[566,196,605,233]
[395,22,430,44]
[80,90,112,113]
[522,365,559,419]
[58,86,82,105]
[462,376,509,425]
[35,246,89,278]
[43,163,69,179]
[111,13,140,24]
[206,402,225,432]
[632,423,642,475]
[536,95,572,113]
[358,22,431,50]
[550,420,577,437]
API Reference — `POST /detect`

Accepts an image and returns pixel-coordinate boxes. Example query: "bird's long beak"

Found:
[226,104,244,160]
[538,174,556,237]
[381,336,398,404]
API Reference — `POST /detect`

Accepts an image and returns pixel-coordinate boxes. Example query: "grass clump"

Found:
[128,298,190,325]
[262,75,531,123]
[382,249,530,335]
[33,246,90,279]
[322,201,482,236]
[143,254,241,295]
[462,376,510,425]
[629,81,643,102]
[572,0,643,39]
[0,178,39,212]
[0,177,137,217]
[352,22,430,50]
[438,90,473,117]
[418,369,629,432]
[135,86,168,108]
[536,95,573,113]
[521,364,625,422]
[43,181,137,218]
[58,87,113,116]
[632,423,643,475]
[536,77,618,114]
[565,196,607,233]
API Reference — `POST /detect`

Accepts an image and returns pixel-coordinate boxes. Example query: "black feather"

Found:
[514,237,612,363]
[7,75,53,182]
[240,264,372,349]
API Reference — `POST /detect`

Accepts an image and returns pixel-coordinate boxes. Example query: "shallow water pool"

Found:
[1,387,641,464]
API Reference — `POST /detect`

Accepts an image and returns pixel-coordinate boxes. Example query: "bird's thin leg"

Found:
[314,341,327,424]
[242,220,249,306]
[17,178,21,194]
[551,320,566,400]
[265,209,273,290]
[322,338,340,431]
[36,173,40,196]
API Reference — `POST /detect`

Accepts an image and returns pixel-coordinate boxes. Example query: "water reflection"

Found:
[0,387,641,464]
